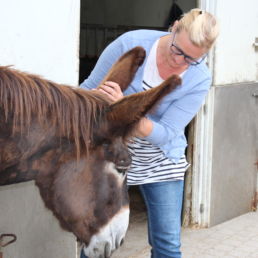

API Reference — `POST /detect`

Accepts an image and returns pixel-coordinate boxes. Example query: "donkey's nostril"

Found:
[120,238,124,246]
[115,236,124,249]
[104,242,111,258]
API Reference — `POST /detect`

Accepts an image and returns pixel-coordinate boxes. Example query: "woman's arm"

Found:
[80,36,124,90]
[144,79,211,147]
[96,75,211,143]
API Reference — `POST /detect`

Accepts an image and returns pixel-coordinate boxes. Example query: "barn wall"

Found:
[0,182,78,258]
[210,82,258,226]
[190,0,258,227]
[0,0,80,85]
[208,0,258,224]
[213,0,258,85]
[0,0,81,257]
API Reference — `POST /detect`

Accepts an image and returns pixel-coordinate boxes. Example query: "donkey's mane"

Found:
[0,66,110,156]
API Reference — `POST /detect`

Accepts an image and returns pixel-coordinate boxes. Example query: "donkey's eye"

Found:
[102,141,111,148]
[102,143,109,148]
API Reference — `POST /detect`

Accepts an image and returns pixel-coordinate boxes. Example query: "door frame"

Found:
[183,0,218,228]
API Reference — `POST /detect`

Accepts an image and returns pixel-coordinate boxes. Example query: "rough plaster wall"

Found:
[0,0,80,257]
[0,0,80,85]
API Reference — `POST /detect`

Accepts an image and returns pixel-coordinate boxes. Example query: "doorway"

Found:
[79,0,197,83]
[79,0,197,228]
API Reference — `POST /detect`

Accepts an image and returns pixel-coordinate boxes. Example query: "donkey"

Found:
[0,46,181,257]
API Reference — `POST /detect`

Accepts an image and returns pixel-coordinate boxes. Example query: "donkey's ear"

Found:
[98,47,146,91]
[106,74,182,138]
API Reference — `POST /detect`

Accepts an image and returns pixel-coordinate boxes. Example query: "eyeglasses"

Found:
[170,32,207,66]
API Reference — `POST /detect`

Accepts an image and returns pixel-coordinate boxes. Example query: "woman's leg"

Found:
[139,180,184,258]
[80,249,87,258]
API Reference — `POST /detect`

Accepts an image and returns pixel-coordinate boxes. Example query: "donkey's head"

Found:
[42,47,181,258]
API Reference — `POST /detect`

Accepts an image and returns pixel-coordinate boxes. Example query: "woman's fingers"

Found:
[104,81,121,90]
[98,81,123,102]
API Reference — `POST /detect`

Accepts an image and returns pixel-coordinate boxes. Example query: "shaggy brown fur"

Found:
[0,46,181,249]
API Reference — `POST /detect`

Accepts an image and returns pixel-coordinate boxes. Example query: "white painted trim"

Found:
[191,88,215,227]
[191,0,218,227]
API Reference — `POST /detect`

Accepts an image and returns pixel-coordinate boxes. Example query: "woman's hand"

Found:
[98,81,123,102]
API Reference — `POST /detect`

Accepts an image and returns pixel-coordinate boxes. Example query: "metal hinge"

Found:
[200,203,204,213]
[254,37,258,47]
[203,104,207,115]
[252,92,258,97]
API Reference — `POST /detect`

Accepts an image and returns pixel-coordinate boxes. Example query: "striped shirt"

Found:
[127,39,189,185]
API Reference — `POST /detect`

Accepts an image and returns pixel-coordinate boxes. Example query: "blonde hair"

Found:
[173,8,219,50]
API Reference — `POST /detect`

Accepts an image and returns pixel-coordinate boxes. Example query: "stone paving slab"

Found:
[113,211,258,258]
[181,211,258,258]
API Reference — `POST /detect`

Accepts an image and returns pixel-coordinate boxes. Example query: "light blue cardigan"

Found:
[80,30,212,163]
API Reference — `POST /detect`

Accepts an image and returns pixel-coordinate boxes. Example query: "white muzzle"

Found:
[83,207,129,258]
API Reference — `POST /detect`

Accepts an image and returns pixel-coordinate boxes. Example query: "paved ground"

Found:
[113,210,258,258]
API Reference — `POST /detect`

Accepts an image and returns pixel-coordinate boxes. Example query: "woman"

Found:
[81,8,219,258]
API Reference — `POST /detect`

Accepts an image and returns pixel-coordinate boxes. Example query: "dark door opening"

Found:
[79,0,197,225]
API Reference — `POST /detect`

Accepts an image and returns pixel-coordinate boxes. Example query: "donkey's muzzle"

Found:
[83,206,129,258]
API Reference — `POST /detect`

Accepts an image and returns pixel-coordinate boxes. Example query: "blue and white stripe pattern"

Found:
[127,38,189,185]
[127,137,189,185]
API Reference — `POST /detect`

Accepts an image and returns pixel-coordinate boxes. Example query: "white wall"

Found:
[0,0,81,257]
[0,0,80,85]
[213,0,258,85]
